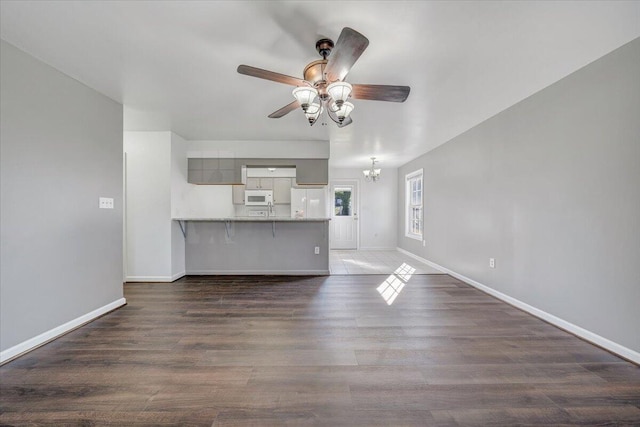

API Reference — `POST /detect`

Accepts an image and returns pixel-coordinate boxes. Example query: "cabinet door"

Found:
[259,177,273,190]
[295,159,329,185]
[232,185,245,205]
[273,178,292,204]
[245,177,260,189]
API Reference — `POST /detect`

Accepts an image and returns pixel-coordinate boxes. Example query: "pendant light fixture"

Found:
[363,157,381,182]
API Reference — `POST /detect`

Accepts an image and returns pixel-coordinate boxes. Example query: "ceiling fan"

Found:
[237,27,410,127]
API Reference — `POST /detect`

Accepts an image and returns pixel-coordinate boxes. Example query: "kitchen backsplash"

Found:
[234,204,291,218]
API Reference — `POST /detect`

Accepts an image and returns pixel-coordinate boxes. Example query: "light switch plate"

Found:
[99,197,114,209]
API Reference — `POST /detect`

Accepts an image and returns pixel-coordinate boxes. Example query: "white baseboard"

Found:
[357,247,398,251]
[0,298,127,364]
[396,247,640,365]
[397,248,444,270]
[126,272,185,283]
[126,275,174,282]
[187,270,330,276]
[171,271,186,281]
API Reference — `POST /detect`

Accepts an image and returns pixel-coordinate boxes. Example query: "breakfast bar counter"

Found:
[173,218,330,275]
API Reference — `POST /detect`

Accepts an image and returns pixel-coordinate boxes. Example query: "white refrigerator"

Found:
[291,188,328,219]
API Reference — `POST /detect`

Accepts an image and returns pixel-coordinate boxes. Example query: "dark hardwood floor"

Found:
[1,274,639,426]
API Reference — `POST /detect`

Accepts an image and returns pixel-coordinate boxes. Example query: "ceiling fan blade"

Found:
[324,28,369,82]
[351,84,411,102]
[268,100,301,118]
[237,65,306,87]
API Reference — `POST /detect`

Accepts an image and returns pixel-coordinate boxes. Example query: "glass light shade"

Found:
[327,81,352,106]
[306,100,322,114]
[305,103,323,125]
[292,86,318,111]
[333,101,354,122]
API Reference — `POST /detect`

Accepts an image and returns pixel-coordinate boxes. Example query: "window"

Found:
[405,169,423,240]
[334,187,352,216]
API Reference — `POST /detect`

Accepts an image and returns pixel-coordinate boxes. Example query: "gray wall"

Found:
[1,41,124,352]
[398,39,640,353]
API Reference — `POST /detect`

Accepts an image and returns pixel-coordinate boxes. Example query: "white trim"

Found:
[187,270,330,276]
[0,298,127,364]
[405,168,424,181]
[397,247,441,267]
[329,179,360,250]
[125,275,175,282]
[396,247,640,365]
[171,271,186,281]
[405,168,423,240]
[357,246,398,251]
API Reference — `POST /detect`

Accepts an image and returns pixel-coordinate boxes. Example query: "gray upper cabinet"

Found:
[188,158,203,170]
[295,159,328,185]
[187,158,327,185]
[187,158,242,184]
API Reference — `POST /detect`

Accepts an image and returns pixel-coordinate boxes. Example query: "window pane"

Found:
[334,189,352,216]
[406,172,423,238]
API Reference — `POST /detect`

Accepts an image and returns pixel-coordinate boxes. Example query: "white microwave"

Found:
[245,190,273,206]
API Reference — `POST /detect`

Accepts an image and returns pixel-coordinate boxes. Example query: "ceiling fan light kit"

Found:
[292,86,318,112]
[326,81,352,108]
[334,101,354,123]
[305,102,323,125]
[237,27,410,128]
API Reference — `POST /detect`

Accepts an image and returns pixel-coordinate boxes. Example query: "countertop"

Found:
[172,217,330,222]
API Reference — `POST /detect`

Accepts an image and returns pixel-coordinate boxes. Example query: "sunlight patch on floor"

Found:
[376,263,415,305]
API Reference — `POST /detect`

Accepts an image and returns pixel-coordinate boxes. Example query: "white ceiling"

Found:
[1,1,638,168]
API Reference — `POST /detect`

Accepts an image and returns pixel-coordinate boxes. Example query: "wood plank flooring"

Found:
[1,274,639,426]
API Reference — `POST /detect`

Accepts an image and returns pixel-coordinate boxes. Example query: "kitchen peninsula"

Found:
[174,217,330,275]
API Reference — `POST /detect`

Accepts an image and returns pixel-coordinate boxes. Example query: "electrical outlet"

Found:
[99,197,114,209]
[489,258,495,268]
[314,246,320,255]
[422,240,426,247]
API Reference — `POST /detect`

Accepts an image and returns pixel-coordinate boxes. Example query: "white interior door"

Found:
[330,181,358,249]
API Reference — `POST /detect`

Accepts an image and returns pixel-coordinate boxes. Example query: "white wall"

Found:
[330,168,398,250]
[398,39,640,361]
[126,131,239,281]
[170,133,187,279]
[1,41,125,360]
[124,131,173,281]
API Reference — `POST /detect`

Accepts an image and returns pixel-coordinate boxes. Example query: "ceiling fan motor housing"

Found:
[303,60,329,100]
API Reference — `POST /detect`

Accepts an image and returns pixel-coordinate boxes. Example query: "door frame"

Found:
[329,179,360,250]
